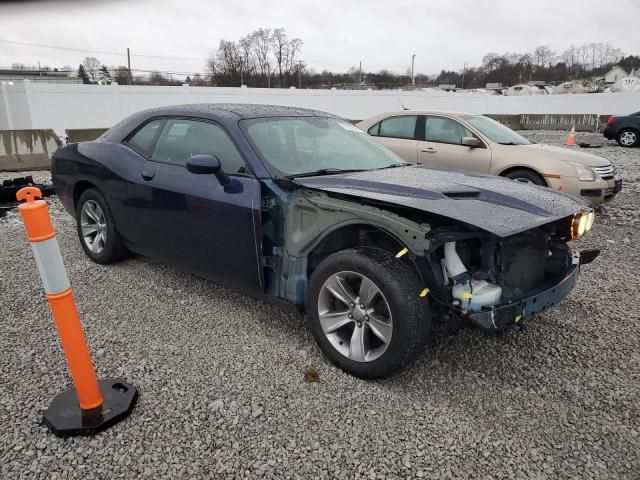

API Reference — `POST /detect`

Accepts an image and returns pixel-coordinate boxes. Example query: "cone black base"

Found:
[42,378,138,437]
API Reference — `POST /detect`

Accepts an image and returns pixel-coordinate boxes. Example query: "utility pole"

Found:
[358,61,362,86]
[298,60,303,89]
[127,48,132,85]
[411,54,416,86]
[461,62,466,90]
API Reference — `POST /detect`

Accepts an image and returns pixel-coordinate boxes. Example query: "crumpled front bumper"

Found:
[468,251,582,331]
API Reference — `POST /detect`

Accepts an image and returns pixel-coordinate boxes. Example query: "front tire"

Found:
[617,129,639,148]
[76,188,129,264]
[503,169,546,186]
[307,247,431,379]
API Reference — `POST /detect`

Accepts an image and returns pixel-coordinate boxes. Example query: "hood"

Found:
[295,166,586,238]
[514,143,612,167]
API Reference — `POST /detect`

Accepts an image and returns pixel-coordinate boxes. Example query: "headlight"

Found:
[569,162,595,181]
[571,208,595,239]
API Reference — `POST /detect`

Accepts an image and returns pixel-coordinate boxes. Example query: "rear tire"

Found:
[76,188,129,264]
[503,169,546,186]
[306,247,431,379]
[616,128,639,148]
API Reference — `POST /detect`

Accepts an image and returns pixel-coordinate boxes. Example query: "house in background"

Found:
[602,66,628,85]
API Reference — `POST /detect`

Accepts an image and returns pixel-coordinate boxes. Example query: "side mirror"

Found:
[187,155,230,186]
[461,137,482,148]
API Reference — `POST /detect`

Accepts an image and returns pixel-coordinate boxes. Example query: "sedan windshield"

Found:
[461,115,531,145]
[242,117,406,177]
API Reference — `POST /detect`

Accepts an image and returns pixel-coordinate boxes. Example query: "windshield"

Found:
[461,115,531,145]
[242,117,406,177]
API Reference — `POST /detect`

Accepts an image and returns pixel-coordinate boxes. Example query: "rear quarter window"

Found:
[127,119,164,156]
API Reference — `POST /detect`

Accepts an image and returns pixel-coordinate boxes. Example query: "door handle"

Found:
[421,148,436,153]
[141,170,155,181]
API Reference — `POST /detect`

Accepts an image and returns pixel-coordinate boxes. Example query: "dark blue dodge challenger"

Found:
[53,104,598,378]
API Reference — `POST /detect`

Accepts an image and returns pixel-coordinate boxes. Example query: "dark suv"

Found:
[604,111,640,147]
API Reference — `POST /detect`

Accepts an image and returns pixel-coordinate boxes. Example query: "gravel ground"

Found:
[0,131,638,479]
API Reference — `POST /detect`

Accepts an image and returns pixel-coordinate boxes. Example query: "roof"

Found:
[404,109,478,116]
[135,103,333,121]
[606,66,628,74]
[356,110,479,127]
[100,103,337,144]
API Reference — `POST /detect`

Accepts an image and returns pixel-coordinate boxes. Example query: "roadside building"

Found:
[601,66,628,85]
[0,69,81,84]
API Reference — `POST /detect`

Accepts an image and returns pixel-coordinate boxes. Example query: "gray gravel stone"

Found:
[0,132,639,479]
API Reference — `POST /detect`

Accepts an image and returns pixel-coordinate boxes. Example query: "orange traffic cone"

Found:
[565,126,577,147]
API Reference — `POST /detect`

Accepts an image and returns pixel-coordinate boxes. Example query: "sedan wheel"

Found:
[318,271,393,363]
[80,200,107,255]
[617,129,639,147]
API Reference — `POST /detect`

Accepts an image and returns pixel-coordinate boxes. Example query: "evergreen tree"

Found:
[77,64,90,84]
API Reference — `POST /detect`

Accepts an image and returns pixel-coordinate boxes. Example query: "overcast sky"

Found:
[1,0,638,76]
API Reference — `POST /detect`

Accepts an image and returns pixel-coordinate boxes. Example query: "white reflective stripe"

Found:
[30,237,70,295]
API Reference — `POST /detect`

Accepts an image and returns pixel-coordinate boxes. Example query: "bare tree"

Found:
[577,45,591,70]
[272,28,288,87]
[533,46,555,68]
[238,34,256,86]
[482,53,501,72]
[216,40,243,84]
[252,28,273,87]
[285,37,303,85]
[562,45,579,72]
[81,56,102,83]
[114,66,130,85]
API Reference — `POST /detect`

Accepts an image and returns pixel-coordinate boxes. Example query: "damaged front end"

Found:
[423,215,598,331]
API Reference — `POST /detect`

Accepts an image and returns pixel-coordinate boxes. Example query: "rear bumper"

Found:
[469,250,581,330]
[603,126,617,140]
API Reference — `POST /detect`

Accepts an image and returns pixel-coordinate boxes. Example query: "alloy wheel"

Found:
[80,200,107,255]
[619,131,637,146]
[317,271,393,362]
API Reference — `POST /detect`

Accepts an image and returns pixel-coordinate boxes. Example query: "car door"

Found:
[367,115,419,163]
[131,117,262,293]
[417,115,492,173]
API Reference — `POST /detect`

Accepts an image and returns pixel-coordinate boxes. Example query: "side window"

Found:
[151,119,247,173]
[367,122,380,136]
[425,117,473,145]
[379,115,417,140]
[127,119,164,156]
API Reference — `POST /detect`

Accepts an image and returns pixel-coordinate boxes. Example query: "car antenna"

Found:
[396,98,410,111]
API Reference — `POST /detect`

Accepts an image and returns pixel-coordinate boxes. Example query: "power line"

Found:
[0,39,411,72]
[0,39,208,61]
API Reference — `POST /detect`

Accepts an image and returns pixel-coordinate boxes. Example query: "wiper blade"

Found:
[498,142,519,145]
[376,163,410,169]
[285,168,367,179]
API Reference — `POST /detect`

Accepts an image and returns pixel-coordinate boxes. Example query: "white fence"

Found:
[2,80,640,135]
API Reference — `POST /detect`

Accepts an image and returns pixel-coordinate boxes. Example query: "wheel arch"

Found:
[305,221,407,276]
[73,180,98,211]
[498,165,548,186]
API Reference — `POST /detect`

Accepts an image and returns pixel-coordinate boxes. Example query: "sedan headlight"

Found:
[571,208,595,239]
[569,162,595,181]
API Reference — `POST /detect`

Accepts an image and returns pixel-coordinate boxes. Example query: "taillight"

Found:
[608,116,617,124]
